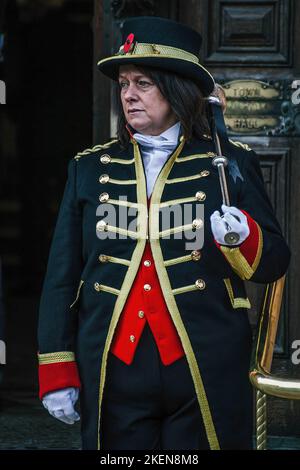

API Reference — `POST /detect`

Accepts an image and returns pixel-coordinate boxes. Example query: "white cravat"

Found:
[133,122,181,197]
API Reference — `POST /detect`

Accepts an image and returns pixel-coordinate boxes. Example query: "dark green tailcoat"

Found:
[38,134,290,449]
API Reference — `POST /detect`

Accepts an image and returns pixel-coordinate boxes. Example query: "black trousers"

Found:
[101,322,209,450]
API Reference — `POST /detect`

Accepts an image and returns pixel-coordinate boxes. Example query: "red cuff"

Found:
[237,210,260,266]
[214,209,260,266]
[38,361,81,400]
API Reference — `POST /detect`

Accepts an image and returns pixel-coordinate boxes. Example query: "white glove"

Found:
[42,387,80,425]
[210,204,250,246]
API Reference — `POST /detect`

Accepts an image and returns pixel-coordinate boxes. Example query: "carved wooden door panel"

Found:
[94,0,300,441]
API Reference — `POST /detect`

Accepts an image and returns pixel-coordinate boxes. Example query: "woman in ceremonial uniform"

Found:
[37,16,290,450]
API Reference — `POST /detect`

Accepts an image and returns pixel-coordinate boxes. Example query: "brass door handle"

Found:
[250,370,300,400]
[249,274,300,449]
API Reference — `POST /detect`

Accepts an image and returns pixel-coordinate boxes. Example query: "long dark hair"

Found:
[112,65,211,148]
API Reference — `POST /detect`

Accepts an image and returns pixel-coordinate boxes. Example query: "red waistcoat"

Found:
[110,197,185,366]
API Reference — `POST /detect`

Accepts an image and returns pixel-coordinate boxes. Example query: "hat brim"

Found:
[97,55,215,97]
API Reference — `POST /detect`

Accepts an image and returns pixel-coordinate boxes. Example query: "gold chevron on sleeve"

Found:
[220,225,263,280]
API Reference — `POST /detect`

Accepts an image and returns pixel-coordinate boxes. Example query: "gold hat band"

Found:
[97,41,200,66]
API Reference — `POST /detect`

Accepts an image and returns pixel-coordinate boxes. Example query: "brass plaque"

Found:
[224,80,280,100]
[225,117,279,133]
[222,80,282,135]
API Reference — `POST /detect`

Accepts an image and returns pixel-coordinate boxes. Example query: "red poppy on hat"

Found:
[123,33,135,53]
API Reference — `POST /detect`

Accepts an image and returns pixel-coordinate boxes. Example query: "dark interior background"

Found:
[0,0,93,449]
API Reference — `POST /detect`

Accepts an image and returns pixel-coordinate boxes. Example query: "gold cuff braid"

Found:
[38,351,75,365]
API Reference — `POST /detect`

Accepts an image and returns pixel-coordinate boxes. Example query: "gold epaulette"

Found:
[229,139,252,152]
[74,139,118,161]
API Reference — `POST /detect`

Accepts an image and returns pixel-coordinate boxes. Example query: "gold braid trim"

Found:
[252,224,263,272]
[148,138,220,450]
[164,253,196,267]
[126,42,199,63]
[108,157,135,165]
[220,223,263,280]
[220,247,253,280]
[74,139,118,160]
[165,171,210,184]
[105,177,137,185]
[97,141,149,450]
[175,152,216,162]
[229,139,252,152]
[38,351,75,365]
[223,278,251,309]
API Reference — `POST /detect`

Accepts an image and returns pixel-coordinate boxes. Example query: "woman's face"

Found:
[118,64,177,135]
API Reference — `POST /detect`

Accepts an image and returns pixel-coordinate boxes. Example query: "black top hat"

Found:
[97,16,215,96]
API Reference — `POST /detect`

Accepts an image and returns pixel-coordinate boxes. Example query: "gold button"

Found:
[195,191,206,201]
[192,218,203,229]
[99,192,109,203]
[96,220,108,232]
[144,284,151,291]
[144,260,151,267]
[200,170,210,177]
[195,279,205,290]
[94,282,101,292]
[100,154,111,164]
[99,174,109,184]
[138,310,145,318]
[130,335,135,343]
[191,250,201,261]
[99,254,109,263]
